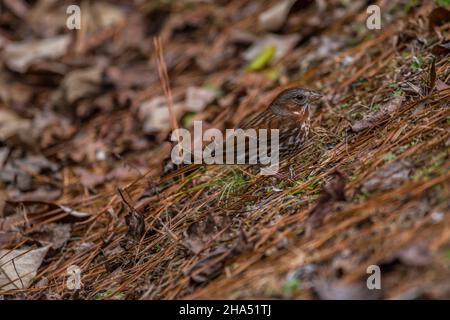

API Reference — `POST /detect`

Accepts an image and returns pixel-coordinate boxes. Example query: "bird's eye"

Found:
[294,95,304,102]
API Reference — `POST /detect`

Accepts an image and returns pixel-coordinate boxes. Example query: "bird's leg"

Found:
[267,171,290,191]
[269,176,282,190]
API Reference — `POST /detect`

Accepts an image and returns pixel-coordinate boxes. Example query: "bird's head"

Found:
[269,87,323,117]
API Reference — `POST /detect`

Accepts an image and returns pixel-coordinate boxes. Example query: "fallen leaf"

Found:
[2,35,70,73]
[59,67,104,105]
[361,160,411,193]
[306,170,346,236]
[3,0,29,19]
[118,189,145,246]
[27,1,68,37]
[124,210,145,243]
[185,246,231,283]
[92,2,125,29]
[258,0,296,31]
[301,36,346,68]
[73,167,105,188]
[431,41,450,56]
[73,242,96,255]
[0,232,19,247]
[436,79,450,91]
[27,223,71,250]
[0,211,26,232]
[185,86,217,112]
[0,246,50,290]
[0,109,31,141]
[184,215,231,254]
[429,7,450,31]
[32,111,76,148]
[0,154,59,192]
[139,96,184,133]
[396,244,433,267]
[351,96,404,132]
[106,65,157,90]
[185,229,252,283]
[314,280,382,300]
[7,188,61,202]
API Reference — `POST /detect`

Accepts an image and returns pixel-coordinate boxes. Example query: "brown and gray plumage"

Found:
[235,87,322,156]
[162,87,323,181]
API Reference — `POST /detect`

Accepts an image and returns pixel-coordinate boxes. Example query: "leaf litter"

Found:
[0,0,449,300]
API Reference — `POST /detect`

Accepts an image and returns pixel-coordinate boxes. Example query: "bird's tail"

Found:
[159,131,260,183]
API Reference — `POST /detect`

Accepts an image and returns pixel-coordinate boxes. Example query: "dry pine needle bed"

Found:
[0,0,449,299]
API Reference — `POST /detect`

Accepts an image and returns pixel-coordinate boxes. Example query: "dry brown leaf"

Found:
[396,244,433,267]
[351,96,404,132]
[91,2,125,29]
[184,214,231,255]
[429,7,450,31]
[0,246,49,290]
[27,223,71,250]
[139,97,184,133]
[258,0,296,31]
[306,170,346,236]
[185,86,217,112]
[361,160,411,193]
[58,67,104,105]
[314,280,382,300]
[431,41,450,56]
[0,109,31,141]
[2,35,70,73]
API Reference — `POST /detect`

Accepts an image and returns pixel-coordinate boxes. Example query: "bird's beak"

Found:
[309,91,323,102]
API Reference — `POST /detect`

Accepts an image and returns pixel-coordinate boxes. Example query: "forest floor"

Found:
[0,0,449,299]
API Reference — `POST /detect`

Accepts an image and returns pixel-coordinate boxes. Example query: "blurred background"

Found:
[0,0,449,299]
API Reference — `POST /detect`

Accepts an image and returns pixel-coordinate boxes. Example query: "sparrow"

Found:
[236,87,322,155]
[161,87,323,181]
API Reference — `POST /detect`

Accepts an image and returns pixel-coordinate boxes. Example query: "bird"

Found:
[161,87,323,181]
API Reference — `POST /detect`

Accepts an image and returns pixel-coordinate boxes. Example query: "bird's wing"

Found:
[236,110,266,130]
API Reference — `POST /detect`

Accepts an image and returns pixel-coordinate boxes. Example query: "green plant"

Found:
[246,46,277,72]
[95,289,125,300]
[435,0,450,7]
[283,278,300,294]
[383,152,396,161]
[411,56,424,72]
[216,169,248,203]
